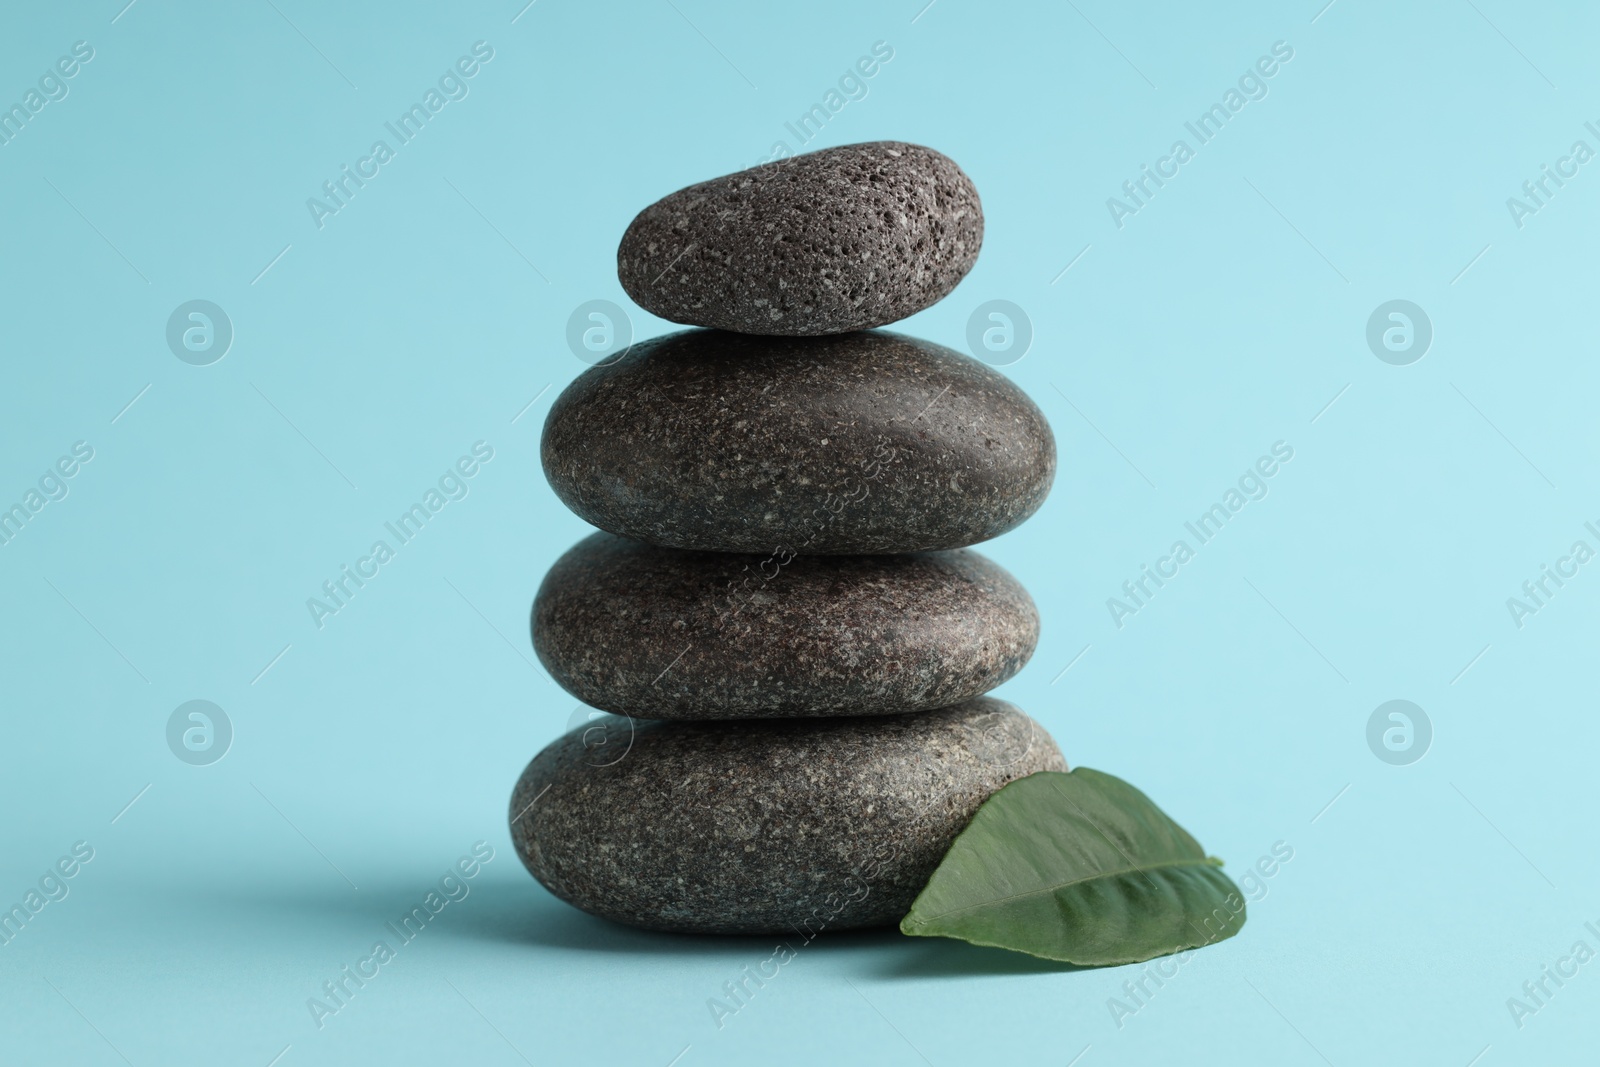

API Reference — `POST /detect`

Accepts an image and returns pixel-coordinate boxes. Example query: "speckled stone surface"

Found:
[617,141,983,335]
[508,698,1066,933]
[534,533,1039,720]
[541,329,1055,554]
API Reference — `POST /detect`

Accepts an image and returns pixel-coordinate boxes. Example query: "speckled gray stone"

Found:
[508,698,1065,933]
[617,141,983,335]
[541,329,1055,554]
[534,533,1039,720]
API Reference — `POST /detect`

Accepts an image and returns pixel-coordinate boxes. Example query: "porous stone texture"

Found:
[541,329,1056,554]
[534,533,1040,720]
[508,698,1066,933]
[617,141,983,335]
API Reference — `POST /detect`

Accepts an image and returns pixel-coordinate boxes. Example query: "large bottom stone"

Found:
[508,698,1066,934]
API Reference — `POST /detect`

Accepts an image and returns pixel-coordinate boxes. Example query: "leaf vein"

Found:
[909,856,1222,925]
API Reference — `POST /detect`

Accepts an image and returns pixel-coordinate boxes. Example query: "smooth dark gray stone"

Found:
[617,141,983,335]
[541,329,1055,554]
[533,533,1039,720]
[508,699,1066,934]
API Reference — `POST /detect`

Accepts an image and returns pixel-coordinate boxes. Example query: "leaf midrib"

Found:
[909,854,1219,925]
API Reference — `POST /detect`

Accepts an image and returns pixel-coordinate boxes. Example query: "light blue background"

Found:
[1,1,1595,1064]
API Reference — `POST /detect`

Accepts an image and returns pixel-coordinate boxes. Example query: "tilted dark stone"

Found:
[617,141,982,335]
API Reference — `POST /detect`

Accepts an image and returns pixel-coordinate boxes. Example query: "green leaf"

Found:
[900,768,1246,965]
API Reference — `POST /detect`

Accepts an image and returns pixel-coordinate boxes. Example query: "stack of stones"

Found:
[510,142,1065,935]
